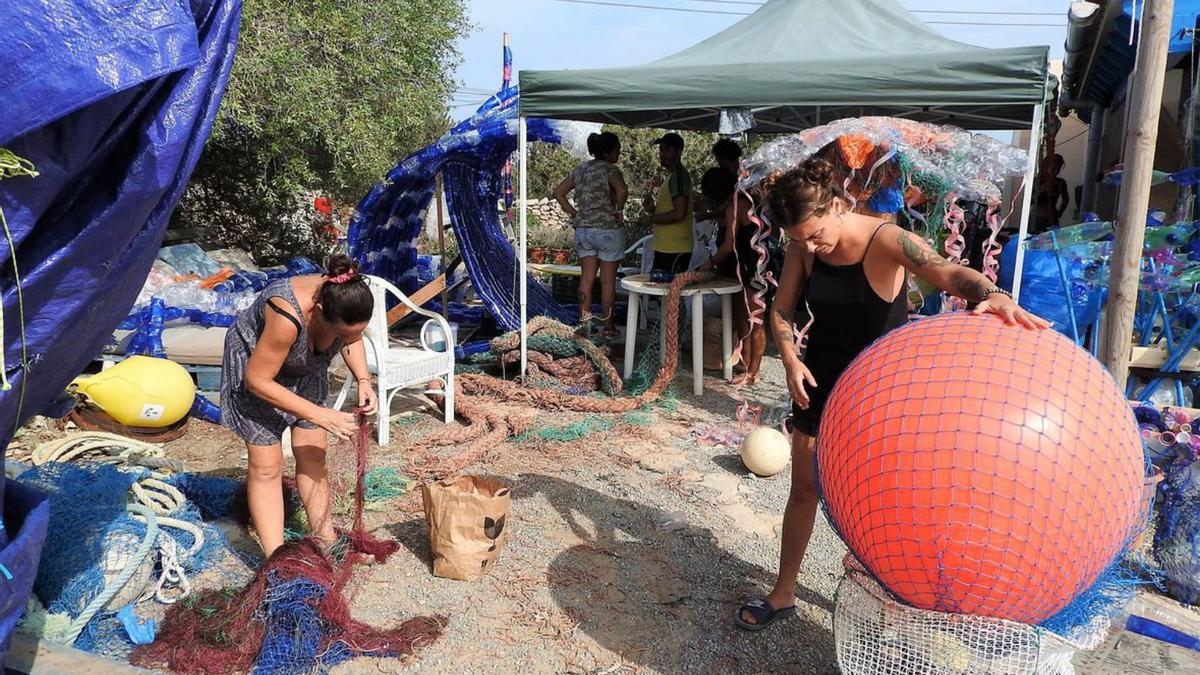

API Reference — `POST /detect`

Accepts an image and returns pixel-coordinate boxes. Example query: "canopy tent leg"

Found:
[1010,103,1045,304]
[519,117,529,378]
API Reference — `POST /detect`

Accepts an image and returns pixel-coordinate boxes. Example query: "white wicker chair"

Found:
[334,275,455,445]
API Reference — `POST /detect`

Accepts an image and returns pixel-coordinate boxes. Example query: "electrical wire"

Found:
[544,0,1065,26]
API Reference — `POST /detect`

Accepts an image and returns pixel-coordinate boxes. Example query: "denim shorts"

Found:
[574,227,625,262]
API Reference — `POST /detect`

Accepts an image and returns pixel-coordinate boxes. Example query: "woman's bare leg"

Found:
[741,431,818,622]
[599,260,620,332]
[578,255,599,323]
[246,442,286,556]
[290,425,336,547]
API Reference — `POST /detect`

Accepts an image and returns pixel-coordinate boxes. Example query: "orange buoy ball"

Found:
[816,313,1145,624]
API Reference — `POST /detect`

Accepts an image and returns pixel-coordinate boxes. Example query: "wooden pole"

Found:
[435,173,449,321]
[1102,0,1176,388]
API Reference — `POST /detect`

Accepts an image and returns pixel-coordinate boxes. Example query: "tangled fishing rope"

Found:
[388,273,710,490]
[32,432,184,472]
[460,271,711,412]
[490,316,624,395]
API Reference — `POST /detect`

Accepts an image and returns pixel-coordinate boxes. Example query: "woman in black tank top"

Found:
[735,156,1048,631]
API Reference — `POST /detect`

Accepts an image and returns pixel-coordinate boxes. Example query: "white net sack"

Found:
[834,555,1105,675]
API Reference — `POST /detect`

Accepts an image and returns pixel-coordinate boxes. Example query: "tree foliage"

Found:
[174,0,470,262]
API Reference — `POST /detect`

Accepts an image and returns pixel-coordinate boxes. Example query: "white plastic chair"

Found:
[334,275,455,445]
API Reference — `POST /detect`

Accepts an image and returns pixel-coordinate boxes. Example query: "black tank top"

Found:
[803,223,908,371]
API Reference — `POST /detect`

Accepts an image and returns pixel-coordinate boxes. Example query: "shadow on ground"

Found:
[515,473,837,672]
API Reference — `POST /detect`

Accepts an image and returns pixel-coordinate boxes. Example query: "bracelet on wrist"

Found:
[981,288,1013,301]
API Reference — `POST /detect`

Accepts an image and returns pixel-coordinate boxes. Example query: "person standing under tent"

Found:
[734,155,1049,631]
[713,137,743,177]
[553,131,629,338]
[697,167,775,384]
[638,132,694,273]
[1034,154,1070,234]
[221,255,378,557]
[696,138,745,223]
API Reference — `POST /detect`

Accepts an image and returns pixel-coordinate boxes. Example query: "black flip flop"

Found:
[734,598,796,631]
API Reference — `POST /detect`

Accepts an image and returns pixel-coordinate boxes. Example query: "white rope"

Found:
[32,432,165,466]
[149,537,192,605]
[127,477,204,603]
[62,503,159,645]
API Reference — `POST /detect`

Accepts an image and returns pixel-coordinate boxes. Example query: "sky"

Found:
[450,0,1073,111]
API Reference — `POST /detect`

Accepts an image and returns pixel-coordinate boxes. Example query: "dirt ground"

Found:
[14,353,1200,674]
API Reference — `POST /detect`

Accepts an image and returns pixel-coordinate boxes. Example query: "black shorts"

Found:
[653,251,690,274]
[790,395,826,438]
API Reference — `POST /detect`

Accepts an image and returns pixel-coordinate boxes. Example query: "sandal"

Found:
[734,598,796,632]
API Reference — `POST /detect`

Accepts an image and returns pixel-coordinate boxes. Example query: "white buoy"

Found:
[739,427,791,477]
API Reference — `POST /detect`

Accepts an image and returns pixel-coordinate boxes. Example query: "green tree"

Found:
[173,0,470,262]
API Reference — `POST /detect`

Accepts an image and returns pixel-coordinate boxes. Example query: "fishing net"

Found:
[1153,454,1200,604]
[835,556,1083,675]
[742,117,1025,203]
[131,417,444,673]
[15,462,229,658]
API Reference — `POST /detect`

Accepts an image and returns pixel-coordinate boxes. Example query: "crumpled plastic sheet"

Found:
[740,117,1026,203]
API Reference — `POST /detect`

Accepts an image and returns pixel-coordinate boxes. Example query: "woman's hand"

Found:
[357,379,378,415]
[972,293,1051,329]
[784,360,818,409]
[312,408,358,440]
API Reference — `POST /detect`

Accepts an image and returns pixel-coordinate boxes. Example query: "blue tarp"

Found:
[999,238,1104,341]
[0,0,240,655]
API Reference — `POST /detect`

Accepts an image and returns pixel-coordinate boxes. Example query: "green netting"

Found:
[622,316,681,397]
[513,415,618,444]
[622,410,655,426]
[363,468,412,502]
[526,334,583,358]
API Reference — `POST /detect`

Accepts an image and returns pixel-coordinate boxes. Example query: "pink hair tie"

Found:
[329,271,357,284]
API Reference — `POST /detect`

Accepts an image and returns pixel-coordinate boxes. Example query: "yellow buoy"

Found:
[71,356,196,428]
[739,427,791,477]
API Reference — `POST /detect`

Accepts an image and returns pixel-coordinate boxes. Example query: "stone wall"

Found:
[518,198,571,229]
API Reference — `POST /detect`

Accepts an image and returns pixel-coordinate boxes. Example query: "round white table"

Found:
[620,274,743,395]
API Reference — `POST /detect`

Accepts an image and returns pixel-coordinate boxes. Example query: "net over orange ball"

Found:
[816,312,1145,624]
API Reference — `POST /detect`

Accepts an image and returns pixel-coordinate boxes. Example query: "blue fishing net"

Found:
[18,463,232,657]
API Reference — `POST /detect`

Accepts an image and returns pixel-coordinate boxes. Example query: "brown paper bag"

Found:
[421,476,511,581]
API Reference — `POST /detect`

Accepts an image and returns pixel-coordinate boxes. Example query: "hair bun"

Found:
[797,156,837,188]
[325,253,359,278]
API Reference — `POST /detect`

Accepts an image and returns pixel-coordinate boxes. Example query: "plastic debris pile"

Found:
[1134,404,1200,605]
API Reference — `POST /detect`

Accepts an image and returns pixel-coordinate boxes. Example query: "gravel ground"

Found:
[26,350,843,673]
[17,341,1200,673]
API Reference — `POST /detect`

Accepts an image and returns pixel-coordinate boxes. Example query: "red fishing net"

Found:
[130,415,445,673]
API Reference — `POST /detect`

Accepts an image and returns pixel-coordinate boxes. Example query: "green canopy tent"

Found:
[513,0,1051,375]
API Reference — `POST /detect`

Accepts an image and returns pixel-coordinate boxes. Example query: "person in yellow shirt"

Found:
[638,132,693,273]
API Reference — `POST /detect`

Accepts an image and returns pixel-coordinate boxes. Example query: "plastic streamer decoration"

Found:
[349,87,598,330]
[739,117,1027,313]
